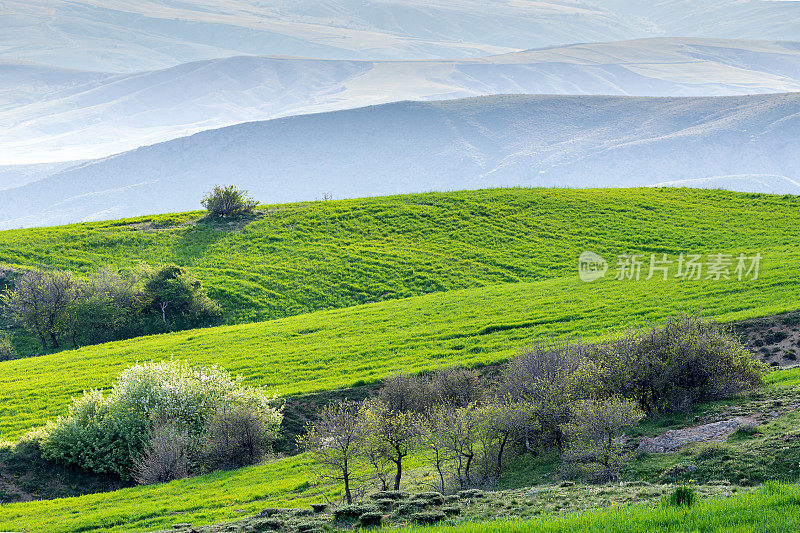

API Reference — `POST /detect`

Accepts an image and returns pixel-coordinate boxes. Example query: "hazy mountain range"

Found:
[4,38,800,164]
[1,92,798,230]
[4,1,800,72]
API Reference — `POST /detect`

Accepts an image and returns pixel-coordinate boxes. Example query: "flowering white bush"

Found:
[39,360,282,479]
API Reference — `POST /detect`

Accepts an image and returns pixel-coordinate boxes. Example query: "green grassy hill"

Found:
[2,187,800,439]
[2,188,798,324]
[2,188,800,532]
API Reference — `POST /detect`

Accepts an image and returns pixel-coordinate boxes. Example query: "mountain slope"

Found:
[4,1,800,73]
[2,93,799,229]
[5,38,800,163]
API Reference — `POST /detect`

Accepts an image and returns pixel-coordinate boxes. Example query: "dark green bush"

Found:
[310,503,328,513]
[411,511,446,524]
[395,500,427,516]
[442,506,461,516]
[201,185,258,218]
[411,492,445,505]
[251,517,284,531]
[333,504,377,523]
[358,511,383,528]
[369,490,408,500]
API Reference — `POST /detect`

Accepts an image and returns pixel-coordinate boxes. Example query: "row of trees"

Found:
[0,264,220,351]
[301,315,765,501]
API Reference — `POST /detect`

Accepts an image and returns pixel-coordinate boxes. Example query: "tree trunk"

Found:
[393,457,403,490]
[344,472,352,505]
[495,434,509,478]
[50,331,59,349]
[39,335,47,351]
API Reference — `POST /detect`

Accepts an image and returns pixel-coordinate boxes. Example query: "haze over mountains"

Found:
[4,38,800,164]
[2,92,799,230]
[4,1,800,72]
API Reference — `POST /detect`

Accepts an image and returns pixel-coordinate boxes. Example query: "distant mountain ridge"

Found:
[2,92,799,229]
[4,38,800,164]
[4,1,800,72]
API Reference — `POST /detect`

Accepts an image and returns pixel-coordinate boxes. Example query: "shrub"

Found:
[665,486,697,507]
[310,503,328,513]
[411,492,445,505]
[251,517,284,531]
[140,263,221,331]
[0,331,15,361]
[201,402,281,471]
[358,511,383,528]
[582,315,765,413]
[411,511,446,524]
[442,506,461,516]
[333,504,377,523]
[369,490,408,500]
[40,360,281,479]
[132,420,189,485]
[561,397,644,483]
[201,185,258,218]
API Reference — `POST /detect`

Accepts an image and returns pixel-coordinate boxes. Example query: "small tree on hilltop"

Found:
[201,185,258,218]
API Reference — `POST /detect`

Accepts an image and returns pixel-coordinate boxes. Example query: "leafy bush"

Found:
[665,486,697,507]
[40,360,281,480]
[0,331,15,361]
[140,263,221,332]
[582,315,765,413]
[201,185,258,218]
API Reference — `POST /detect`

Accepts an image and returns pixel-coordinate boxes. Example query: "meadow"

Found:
[1,249,799,440]
[410,482,800,533]
[1,188,798,324]
[2,187,800,532]
[1,360,797,533]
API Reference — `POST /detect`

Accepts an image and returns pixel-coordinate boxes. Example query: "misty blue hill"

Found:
[1,92,799,229]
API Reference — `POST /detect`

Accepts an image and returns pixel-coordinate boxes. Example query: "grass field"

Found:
[2,188,800,532]
[1,249,799,440]
[410,482,800,533]
[1,188,798,325]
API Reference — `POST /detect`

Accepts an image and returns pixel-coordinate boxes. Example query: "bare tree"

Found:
[561,397,644,483]
[429,367,486,408]
[298,401,366,504]
[202,403,280,470]
[361,399,419,490]
[416,405,455,492]
[378,372,430,413]
[132,420,189,485]
[501,340,586,451]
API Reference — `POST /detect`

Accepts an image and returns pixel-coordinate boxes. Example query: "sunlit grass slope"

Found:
[1,188,799,323]
[2,245,799,440]
[410,483,800,533]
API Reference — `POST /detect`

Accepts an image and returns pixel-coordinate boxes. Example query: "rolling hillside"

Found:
[2,188,800,439]
[5,38,800,164]
[2,188,799,323]
[2,93,800,229]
